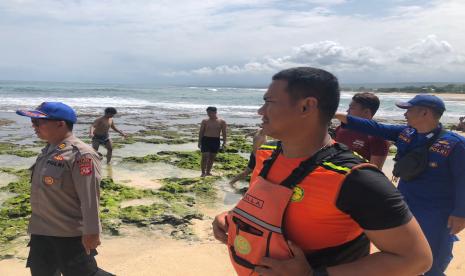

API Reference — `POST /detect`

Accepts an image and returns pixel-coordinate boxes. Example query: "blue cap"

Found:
[395,94,446,113]
[16,102,77,123]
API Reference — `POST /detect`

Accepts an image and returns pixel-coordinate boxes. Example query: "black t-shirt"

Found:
[307,166,412,269]
[337,167,412,230]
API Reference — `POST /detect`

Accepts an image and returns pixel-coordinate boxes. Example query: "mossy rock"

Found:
[122,154,169,163]
[0,119,14,127]
[0,143,37,158]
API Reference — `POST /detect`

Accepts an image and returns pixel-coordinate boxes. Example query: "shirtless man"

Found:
[198,106,227,177]
[89,107,127,164]
[452,116,465,132]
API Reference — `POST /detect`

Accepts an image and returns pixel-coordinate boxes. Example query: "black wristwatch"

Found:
[313,267,329,276]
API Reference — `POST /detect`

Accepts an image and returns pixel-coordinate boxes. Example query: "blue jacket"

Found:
[344,115,465,218]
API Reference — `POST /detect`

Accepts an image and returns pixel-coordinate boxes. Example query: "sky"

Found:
[0,0,464,86]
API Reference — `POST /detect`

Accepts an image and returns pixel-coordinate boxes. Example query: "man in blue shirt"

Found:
[335,94,465,276]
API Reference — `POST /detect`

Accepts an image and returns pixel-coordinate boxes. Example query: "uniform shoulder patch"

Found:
[77,156,93,176]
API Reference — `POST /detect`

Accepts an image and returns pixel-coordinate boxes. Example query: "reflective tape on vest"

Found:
[233,207,283,234]
[259,145,277,150]
[322,161,351,172]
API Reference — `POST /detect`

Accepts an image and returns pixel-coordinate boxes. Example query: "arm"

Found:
[72,153,102,253]
[448,140,465,234]
[334,113,406,142]
[222,120,227,147]
[229,167,253,185]
[110,120,127,137]
[370,155,387,170]
[369,138,389,170]
[326,219,431,276]
[256,219,431,276]
[89,122,95,138]
[198,120,206,149]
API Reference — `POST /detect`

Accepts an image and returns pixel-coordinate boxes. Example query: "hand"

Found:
[198,143,202,149]
[448,215,465,235]
[212,211,229,244]
[254,241,313,276]
[334,113,348,124]
[122,133,129,138]
[82,234,101,255]
[89,133,94,138]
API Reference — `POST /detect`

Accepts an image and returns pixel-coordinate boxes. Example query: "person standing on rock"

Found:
[90,107,127,164]
[198,106,227,177]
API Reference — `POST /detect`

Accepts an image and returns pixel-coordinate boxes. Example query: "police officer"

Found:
[17,102,113,276]
[335,94,465,276]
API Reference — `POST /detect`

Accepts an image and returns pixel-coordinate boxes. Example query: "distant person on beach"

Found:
[229,128,267,185]
[451,116,465,132]
[213,67,432,276]
[335,92,389,169]
[335,94,465,276]
[198,106,227,177]
[16,102,113,276]
[90,107,127,164]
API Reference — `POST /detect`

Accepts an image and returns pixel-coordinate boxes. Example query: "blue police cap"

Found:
[16,102,77,123]
[395,94,446,113]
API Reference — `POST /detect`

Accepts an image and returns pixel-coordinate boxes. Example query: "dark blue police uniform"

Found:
[343,115,465,276]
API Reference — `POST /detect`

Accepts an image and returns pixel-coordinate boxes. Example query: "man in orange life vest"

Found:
[212,67,432,276]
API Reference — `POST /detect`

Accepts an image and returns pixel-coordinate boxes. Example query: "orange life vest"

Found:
[227,142,366,275]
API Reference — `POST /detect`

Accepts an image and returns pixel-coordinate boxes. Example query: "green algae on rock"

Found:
[0,168,31,249]
[122,154,169,163]
[0,143,37,158]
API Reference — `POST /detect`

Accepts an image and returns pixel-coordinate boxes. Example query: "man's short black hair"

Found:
[65,121,74,131]
[206,106,217,112]
[352,92,380,116]
[272,67,340,124]
[104,107,117,115]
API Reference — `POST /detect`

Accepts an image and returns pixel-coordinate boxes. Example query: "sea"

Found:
[1,80,464,142]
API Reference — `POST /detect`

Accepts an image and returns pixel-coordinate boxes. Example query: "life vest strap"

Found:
[229,246,257,269]
[259,142,344,189]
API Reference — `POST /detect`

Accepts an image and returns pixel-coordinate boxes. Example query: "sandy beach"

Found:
[1,155,465,275]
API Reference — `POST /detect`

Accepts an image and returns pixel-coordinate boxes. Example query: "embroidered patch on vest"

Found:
[43,176,54,185]
[53,154,64,161]
[234,235,251,255]
[399,133,411,143]
[429,162,438,168]
[58,143,66,149]
[291,186,305,202]
[430,143,452,157]
[78,157,93,175]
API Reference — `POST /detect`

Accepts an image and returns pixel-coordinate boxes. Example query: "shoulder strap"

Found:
[259,142,345,189]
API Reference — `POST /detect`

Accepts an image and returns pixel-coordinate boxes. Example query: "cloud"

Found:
[167,35,465,81]
[395,35,452,64]
[0,0,464,84]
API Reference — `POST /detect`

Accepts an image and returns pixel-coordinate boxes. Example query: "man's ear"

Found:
[363,108,373,118]
[301,97,318,114]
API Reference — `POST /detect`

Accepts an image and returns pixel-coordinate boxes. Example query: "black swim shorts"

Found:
[201,136,221,153]
[92,134,110,146]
